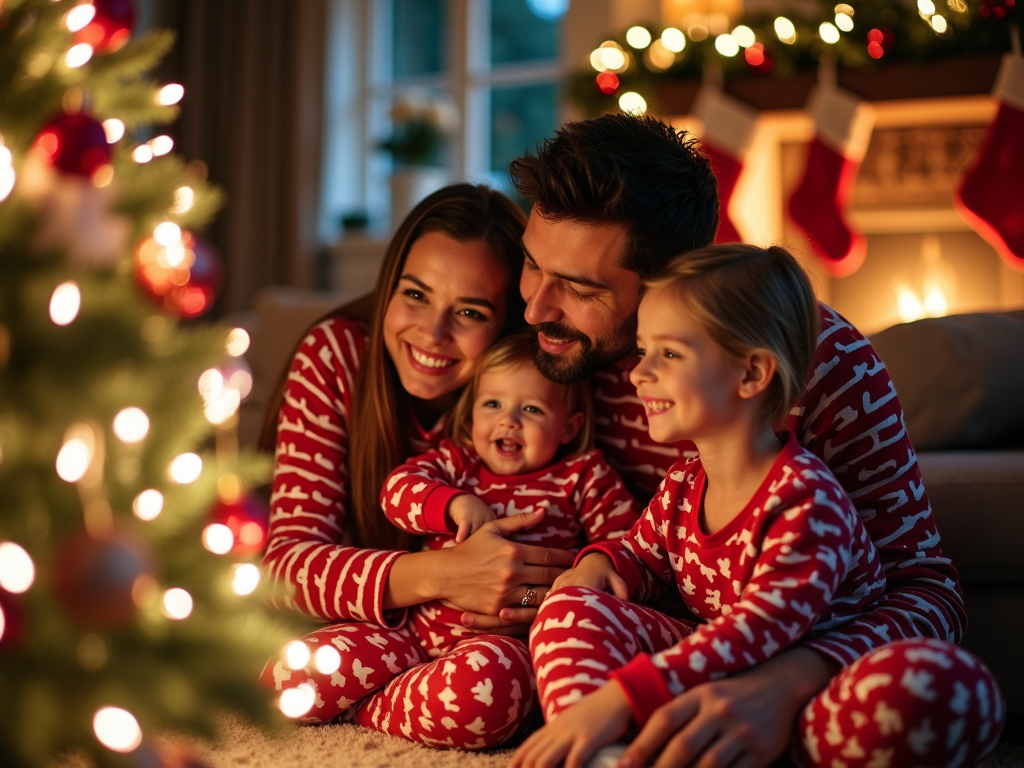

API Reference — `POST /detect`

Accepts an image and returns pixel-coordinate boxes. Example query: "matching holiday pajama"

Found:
[260,316,538,748]
[549,302,1004,765]
[381,440,639,656]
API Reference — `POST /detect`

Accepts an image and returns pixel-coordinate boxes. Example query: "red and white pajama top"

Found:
[591,303,966,665]
[582,433,886,717]
[262,315,443,629]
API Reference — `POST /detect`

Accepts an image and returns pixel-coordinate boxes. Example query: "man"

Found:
[506,114,1003,768]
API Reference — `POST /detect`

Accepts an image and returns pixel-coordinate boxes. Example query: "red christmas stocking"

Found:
[694,84,758,244]
[955,52,1024,271]
[787,85,873,277]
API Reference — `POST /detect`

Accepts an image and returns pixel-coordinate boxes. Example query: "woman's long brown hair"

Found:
[259,184,527,551]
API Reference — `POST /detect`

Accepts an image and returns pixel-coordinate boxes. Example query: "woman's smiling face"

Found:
[383,231,509,408]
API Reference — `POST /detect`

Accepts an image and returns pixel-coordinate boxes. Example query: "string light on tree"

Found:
[231,563,261,596]
[731,25,756,48]
[133,145,153,163]
[202,523,234,555]
[225,328,250,357]
[65,43,94,68]
[0,542,35,594]
[65,4,98,32]
[284,640,311,670]
[132,489,164,521]
[157,84,185,105]
[314,645,342,674]
[0,138,15,202]
[820,22,841,44]
[161,588,193,620]
[150,135,174,156]
[171,185,195,214]
[279,683,316,718]
[50,281,82,325]
[112,407,150,444]
[660,27,686,53]
[715,34,740,56]
[56,424,95,482]
[835,5,855,32]
[169,452,202,484]
[93,707,142,753]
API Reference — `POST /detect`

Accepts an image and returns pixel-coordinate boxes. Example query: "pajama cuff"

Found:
[576,541,644,598]
[368,550,409,630]
[610,654,674,728]
[422,486,467,534]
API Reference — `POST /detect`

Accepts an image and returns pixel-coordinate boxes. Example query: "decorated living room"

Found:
[1,0,1022,767]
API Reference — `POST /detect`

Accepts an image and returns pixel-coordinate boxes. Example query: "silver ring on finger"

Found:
[521,587,538,606]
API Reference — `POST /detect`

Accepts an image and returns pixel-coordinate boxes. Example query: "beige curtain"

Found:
[158,0,327,315]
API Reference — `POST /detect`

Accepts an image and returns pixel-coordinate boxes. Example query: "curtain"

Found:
[157,0,327,315]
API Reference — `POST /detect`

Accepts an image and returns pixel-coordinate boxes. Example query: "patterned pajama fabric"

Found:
[576,434,887,723]
[382,441,640,657]
[260,623,536,749]
[591,303,967,662]
[260,316,537,746]
[531,588,1002,768]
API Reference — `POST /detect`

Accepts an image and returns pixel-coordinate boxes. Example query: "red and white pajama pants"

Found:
[260,621,536,750]
[531,587,1004,768]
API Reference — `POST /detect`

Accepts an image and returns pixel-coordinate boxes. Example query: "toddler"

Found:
[381,333,640,658]
[513,244,887,768]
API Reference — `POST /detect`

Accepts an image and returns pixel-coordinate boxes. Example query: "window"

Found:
[320,0,569,239]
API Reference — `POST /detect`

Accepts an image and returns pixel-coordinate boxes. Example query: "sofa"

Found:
[870,310,1024,716]
[241,288,1024,715]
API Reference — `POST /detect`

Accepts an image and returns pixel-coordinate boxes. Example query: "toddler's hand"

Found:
[550,553,628,600]
[448,495,497,543]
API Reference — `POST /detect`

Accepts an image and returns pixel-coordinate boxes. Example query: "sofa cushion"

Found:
[869,311,1024,451]
[919,450,1024,583]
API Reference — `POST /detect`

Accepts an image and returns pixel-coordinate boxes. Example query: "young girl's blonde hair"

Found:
[450,333,594,459]
[645,244,819,430]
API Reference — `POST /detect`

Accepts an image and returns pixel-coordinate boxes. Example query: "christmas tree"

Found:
[0,1,309,765]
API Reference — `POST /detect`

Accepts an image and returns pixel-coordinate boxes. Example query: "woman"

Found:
[259,184,570,749]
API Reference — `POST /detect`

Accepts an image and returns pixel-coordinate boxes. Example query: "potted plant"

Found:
[378,91,458,231]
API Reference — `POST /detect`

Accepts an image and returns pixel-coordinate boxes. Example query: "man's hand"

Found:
[448,494,497,543]
[549,552,628,600]
[512,680,633,768]
[618,648,838,768]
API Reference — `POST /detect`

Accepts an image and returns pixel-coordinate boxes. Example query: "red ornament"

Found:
[53,533,152,630]
[208,495,269,555]
[596,72,620,95]
[0,590,26,650]
[75,0,136,52]
[33,112,111,177]
[135,230,222,318]
[744,43,773,73]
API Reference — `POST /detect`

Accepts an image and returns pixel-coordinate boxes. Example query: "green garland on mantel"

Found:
[569,0,1019,116]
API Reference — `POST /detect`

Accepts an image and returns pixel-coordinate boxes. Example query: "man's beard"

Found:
[531,316,637,383]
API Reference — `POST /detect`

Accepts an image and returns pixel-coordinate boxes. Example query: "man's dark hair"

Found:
[509,113,720,279]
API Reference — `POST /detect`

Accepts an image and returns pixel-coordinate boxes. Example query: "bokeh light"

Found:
[618,91,647,115]
[0,542,35,594]
[202,523,234,555]
[715,34,740,56]
[161,588,193,620]
[66,4,97,31]
[150,135,174,156]
[231,563,261,595]
[226,328,251,357]
[774,17,797,44]
[65,43,94,68]
[285,640,311,670]
[279,683,316,718]
[132,489,164,521]
[158,84,185,105]
[660,27,686,53]
[56,425,95,482]
[93,707,142,753]
[819,22,840,44]
[169,453,202,484]
[315,645,342,674]
[625,26,652,48]
[171,186,195,215]
[731,25,755,48]
[102,118,125,143]
[113,407,150,444]
[49,281,81,326]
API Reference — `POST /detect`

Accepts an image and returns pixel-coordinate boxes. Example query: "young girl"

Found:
[381,333,640,659]
[513,244,888,768]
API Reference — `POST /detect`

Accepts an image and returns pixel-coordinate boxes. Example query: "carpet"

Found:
[188,716,1024,768]
[53,715,1024,767]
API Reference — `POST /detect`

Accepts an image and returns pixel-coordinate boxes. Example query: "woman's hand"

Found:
[512,680,633,768]
[549,553,628,600]
[618,648,839,768]
[436,509,575,615]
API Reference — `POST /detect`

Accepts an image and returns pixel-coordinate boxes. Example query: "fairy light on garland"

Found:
[568,1,1019,117]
